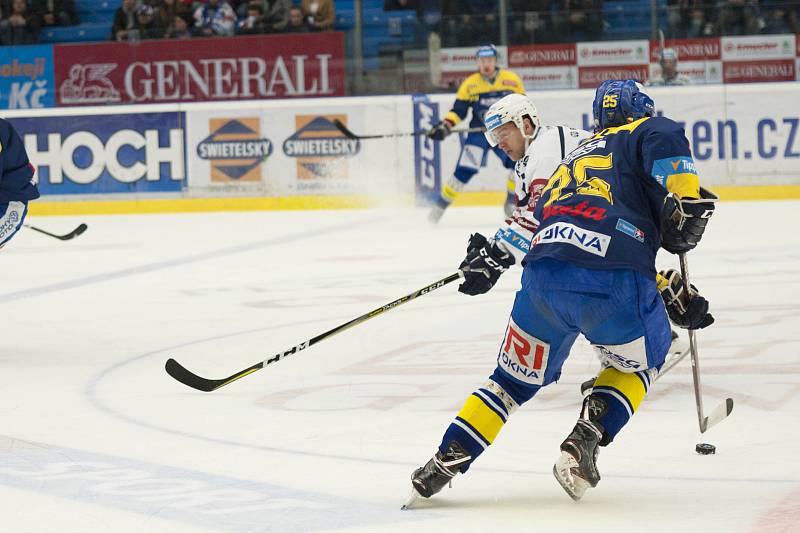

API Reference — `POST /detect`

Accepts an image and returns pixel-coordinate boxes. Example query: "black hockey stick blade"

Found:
[25,223,88,241]
[701,398,734,433]
[165,358,263,392]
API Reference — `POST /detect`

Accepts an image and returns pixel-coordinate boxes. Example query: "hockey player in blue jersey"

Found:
[406,80,716,505]
[0,118,39,248]
[427,44,524,223]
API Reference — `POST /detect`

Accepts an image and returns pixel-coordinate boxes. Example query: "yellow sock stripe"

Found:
[441,183,460,203]
[456,394,505,445]
[593,367,648,413]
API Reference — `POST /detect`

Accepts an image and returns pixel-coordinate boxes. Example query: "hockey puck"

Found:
[695,443,716,455]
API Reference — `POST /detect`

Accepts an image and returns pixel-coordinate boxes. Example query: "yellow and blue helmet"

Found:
[592,79,655,131]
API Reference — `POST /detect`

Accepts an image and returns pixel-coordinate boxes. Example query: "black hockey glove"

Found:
[658,268,714,330]
[458,233,515,296]
[427,120,452,141]
[660,192,716,254]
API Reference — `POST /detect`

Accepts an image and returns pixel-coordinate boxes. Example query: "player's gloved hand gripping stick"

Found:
[660,186,733,432]
[165,271,464,391]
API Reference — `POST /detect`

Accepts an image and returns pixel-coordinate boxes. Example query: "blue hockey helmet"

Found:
[592,79,655,131]
[475,44,498,58]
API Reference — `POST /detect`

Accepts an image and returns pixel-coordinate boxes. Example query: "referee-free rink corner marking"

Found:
[26,185,800,216]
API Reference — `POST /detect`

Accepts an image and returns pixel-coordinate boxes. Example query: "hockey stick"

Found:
[165,271,464,392]
[679,253,734,433]
[655,345,691,381]
[24,223,88,241]
[332,118,485,141]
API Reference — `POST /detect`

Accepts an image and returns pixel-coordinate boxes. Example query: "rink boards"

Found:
[4,83,800,215]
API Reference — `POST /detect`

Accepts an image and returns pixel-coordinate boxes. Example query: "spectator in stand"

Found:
[132,3,162,39]
[155,0,188,34]
[384,0,422,18]
[264,0,289,31]
[285,5,309,31]
[557,0,604,42]
[717,0,762,35]
[1,0,41,44]
[112,0,138,40]
[760,0,799,33]
[165,11,192,37]
[31,0,78,28]
[441,1,498,46]
[237,1,268,34]
[301,0,334,31]
[194,0,236,36]
[509,0,553,44]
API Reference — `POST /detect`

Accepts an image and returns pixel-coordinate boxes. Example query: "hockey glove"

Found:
[660,193,715,254]
[427,120,453,141]
[458,233,515,296]
[658,268,714,330]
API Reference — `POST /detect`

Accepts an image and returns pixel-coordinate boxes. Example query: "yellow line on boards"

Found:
[25,185,800,216]
[451,185,800,206]
[28,195,379,216]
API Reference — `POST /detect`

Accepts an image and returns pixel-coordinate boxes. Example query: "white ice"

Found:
[1,201,798,533]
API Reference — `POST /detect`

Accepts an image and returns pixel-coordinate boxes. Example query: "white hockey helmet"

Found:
[483,93,541,147]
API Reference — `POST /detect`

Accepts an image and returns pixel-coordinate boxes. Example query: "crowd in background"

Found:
[437,1,800,46]
[0,0,78,44]
[111,0,333,42]
[1,0,799,46]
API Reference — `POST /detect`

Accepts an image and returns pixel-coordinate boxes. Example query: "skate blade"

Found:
[401,488,422,510]
[553,451,591,501]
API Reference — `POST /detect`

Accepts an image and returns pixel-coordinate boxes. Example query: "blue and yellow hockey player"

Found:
[427,44,524,223]
[406,80,717,506]
[0,118,39,248]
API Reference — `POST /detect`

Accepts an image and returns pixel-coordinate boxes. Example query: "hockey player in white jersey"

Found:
[455,93,591,297]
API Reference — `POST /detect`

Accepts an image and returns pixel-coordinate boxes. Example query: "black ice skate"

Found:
[553,400,605,501]
[402,441,471,510]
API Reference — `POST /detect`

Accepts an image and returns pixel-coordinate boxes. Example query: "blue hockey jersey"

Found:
[526,116,700,276]
[0,118,39,203]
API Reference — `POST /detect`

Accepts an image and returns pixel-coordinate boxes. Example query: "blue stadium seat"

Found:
[39,23,110,43]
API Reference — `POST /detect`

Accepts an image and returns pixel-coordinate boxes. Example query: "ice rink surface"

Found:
[1,201,799,533]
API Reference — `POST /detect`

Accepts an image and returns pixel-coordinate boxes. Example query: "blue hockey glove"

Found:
[458,233,515,296]
[427,120,453,141]
[659,269,714,330]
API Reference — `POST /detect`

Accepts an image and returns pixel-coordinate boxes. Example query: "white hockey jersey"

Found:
[493,124,591,263]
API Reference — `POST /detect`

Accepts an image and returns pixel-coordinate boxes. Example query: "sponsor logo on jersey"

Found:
[283,115,360,180]
[651,156,697,188]
[495,227,530,254]
[498,318,549,385]
[197,118,272,182]
[530,221,610,257]
[542,200,607,221]
[615,218,645,243]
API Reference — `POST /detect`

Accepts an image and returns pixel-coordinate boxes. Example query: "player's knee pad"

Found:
[592,337,650,373]
[0,201,28,249]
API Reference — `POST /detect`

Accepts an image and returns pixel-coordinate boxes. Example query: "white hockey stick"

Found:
[679,253,734,433]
